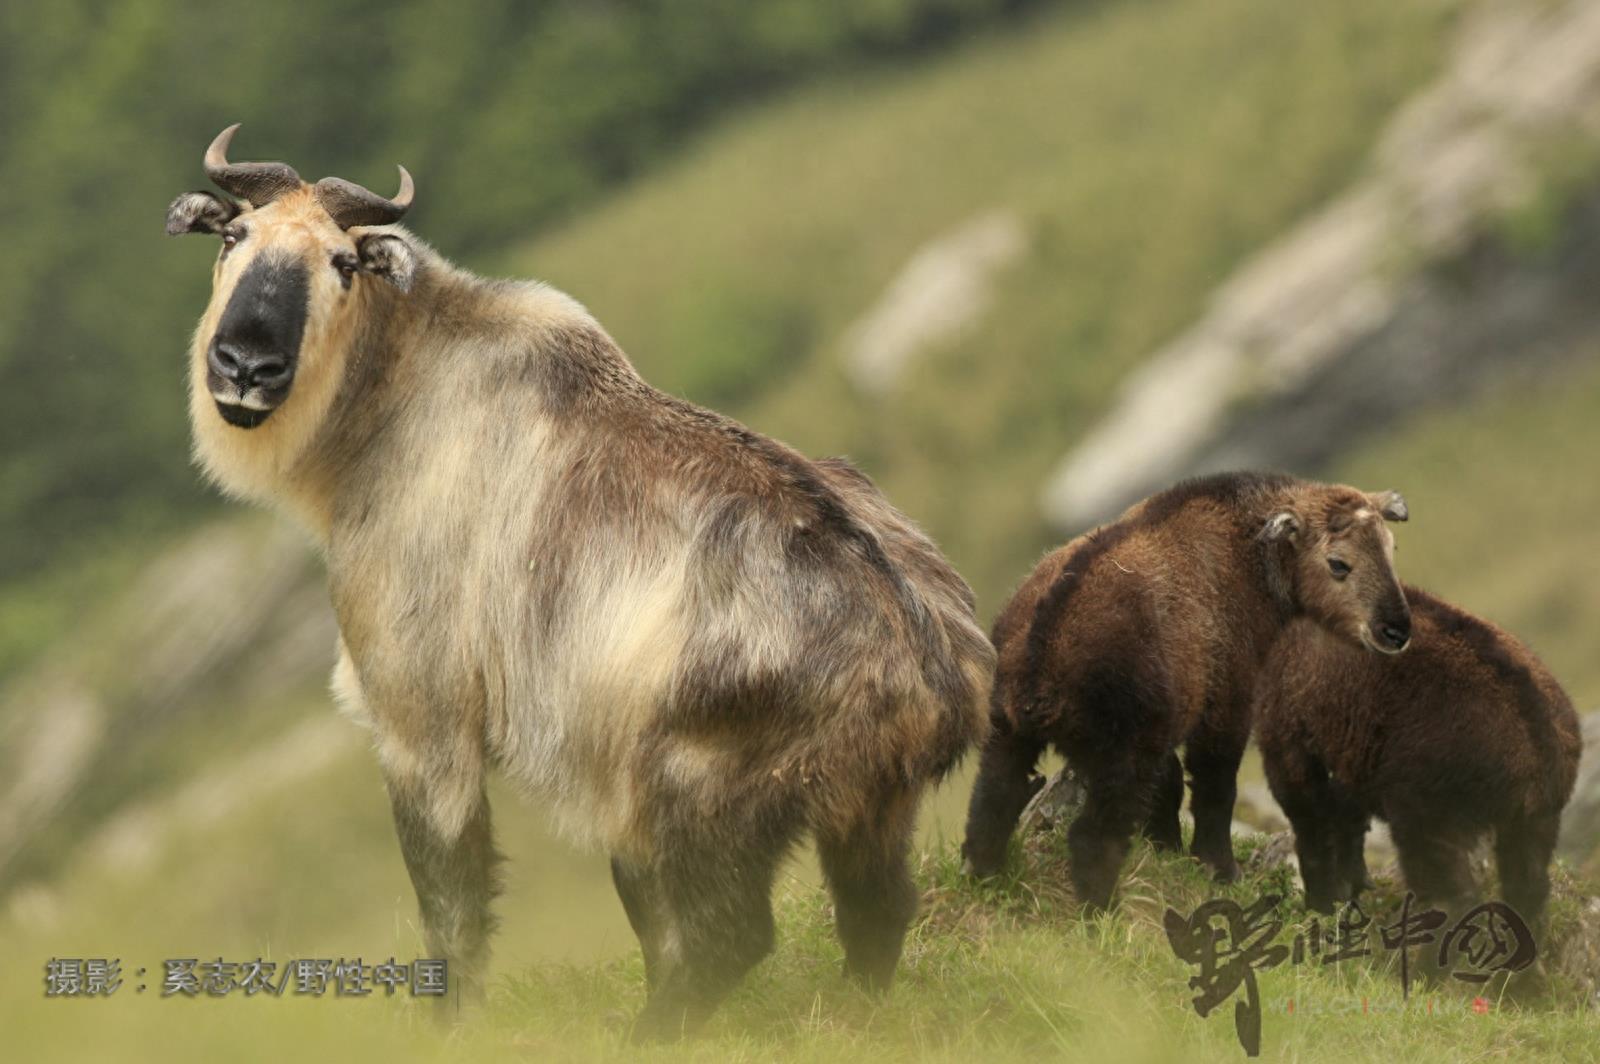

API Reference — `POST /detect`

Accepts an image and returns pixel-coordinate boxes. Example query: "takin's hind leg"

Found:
[385,770,502,1013]
[816,783,922,993]
[1328,792,1373,903]
[961,715,1047,876]
[1141,751,1184,851]
[1279,802,1342,914]
[1067,747,1165,913]
[1495,812,1561,933]
[1390,818,1480,916]
[628,811,796,1043]
[1184,719,1248,884]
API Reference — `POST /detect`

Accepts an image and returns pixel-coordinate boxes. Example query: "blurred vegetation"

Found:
[501,0,1464,610]
[0,0,1045,600]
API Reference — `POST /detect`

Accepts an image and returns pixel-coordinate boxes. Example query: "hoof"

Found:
[960,843,1004,878]
[1200,856,1240,884]
[1304,894,1338,916]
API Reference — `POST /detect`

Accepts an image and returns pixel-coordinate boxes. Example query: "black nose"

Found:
[1379,621,1410,651]
[209,341,291,390]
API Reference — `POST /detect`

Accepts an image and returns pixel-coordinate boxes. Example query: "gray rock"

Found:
[1558,710,1600,863]
[1016,768,1085,837]
[1042,0,1600,530]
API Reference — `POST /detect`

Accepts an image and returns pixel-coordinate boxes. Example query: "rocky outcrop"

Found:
[1559,711,1600,867]
[1042,0,1600,529]
[0,517,334,887]
[843,209,1027,396]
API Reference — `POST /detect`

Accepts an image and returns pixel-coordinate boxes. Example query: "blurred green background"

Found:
[3,0,1598,1059]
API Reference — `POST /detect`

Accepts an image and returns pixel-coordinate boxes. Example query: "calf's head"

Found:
[166,124,417,430]
[1260,485,1411,653]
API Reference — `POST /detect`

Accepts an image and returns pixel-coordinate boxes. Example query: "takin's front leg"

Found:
[611,856,664,991]
[1141,751,1185,851]
[385,767,503,1015]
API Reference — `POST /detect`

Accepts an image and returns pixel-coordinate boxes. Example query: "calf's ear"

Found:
[166,191,239,235]
[357,232,416,292]
[1369,490,1408,522]
[1259,511,1300,543]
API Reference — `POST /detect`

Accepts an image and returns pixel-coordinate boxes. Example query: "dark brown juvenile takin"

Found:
[1256,586,1582,927]
[165,127,994,1040]
[962,471,1412,911]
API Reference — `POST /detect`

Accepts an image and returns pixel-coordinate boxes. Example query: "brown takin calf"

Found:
[165,127,993,1040]
[1256,586,1582,927]
[962,472,1412,910]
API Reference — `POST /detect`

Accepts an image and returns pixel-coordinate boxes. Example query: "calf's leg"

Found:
[1141,751,1184,851]
[1262,742,1343,911]
[1328,793,1372,902]
[1495,812,1560,932]
[1390,818,1479,915]
[1185,721,1247,883]
[961,715,1046,875]
[1067,746,1165,912]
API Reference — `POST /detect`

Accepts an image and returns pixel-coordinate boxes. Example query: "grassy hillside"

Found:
[0,0,1046,595]
[503,0,1464,604]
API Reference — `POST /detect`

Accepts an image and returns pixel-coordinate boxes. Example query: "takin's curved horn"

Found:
[204,123,303,206]
[313,167,414,229]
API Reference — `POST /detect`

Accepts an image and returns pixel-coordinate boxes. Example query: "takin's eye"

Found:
[1328,558,1352,580]
[331,253,359,289]
[220,227,245,255]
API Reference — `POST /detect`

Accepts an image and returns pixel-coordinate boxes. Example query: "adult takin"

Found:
[962,472,1411,911]
[165,126,994,1039]
[1256,586,1582,926]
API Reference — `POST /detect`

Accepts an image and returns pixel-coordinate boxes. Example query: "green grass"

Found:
[8,768,1595,1063]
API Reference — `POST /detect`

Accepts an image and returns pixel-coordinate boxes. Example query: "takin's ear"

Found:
[356,232,416,292]
[1259,510,1301,544]
[1369,490,1409,522]
[165,191,240,236]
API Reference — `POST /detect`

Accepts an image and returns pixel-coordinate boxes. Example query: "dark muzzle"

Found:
[207,256,309,428]
[1374,602,1412,653]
